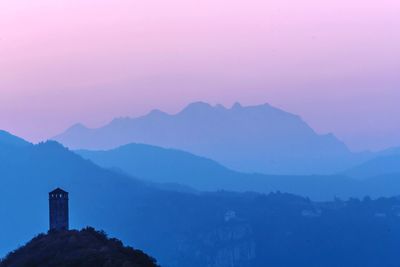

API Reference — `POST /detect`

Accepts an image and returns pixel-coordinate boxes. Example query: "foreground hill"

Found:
[54,102,366,175]
[0,227,158,267]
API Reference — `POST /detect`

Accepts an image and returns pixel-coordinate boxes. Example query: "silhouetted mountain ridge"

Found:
[54,102,363,175]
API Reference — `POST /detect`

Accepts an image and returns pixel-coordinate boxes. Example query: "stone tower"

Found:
[49,188,69,231]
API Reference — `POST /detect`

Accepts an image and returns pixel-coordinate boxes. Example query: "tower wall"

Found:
[49,189,69,231]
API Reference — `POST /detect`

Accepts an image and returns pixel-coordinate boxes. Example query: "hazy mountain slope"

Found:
[54,102,365,175]
[76,144,360,198]
[77,144,237,190]
[0,130,31,148]
[376,146,400,157]
[345,155,400,179]
[76,143,400,201]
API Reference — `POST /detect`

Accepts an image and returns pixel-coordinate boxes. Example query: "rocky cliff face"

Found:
[207,223,256,267]
[188,212,256,267]
[163,210,256,267]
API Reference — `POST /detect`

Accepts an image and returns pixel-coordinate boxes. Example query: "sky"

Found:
[0,0,399,151]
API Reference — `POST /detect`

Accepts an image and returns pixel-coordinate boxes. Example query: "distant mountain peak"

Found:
[67,123,89,131]
[181,101,214,112]
[37,140,67,149]
[228,102,294,117]
[181,101,278,112]
[215,104,227,110]
[148,109,167,117]
[231,102,243,109]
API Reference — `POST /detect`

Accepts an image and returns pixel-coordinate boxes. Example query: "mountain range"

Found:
[54,102,371,175]
[3,131,400,267]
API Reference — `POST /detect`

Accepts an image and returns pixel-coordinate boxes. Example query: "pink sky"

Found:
[0,0,399,151]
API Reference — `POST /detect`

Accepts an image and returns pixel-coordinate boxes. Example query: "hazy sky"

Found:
[0,0,399,151]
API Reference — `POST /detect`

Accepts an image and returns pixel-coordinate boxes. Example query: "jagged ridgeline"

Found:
[53,102,361,175]
[0,227,159,267]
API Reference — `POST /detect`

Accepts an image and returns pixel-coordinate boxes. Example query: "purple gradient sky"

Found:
[0,0,399,151]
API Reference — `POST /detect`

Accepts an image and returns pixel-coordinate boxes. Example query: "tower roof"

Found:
[49,188,68,195]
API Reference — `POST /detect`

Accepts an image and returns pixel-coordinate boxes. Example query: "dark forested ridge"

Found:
[0,228,158,267]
